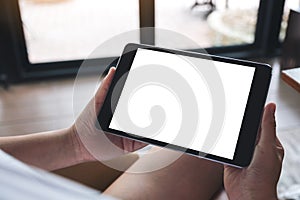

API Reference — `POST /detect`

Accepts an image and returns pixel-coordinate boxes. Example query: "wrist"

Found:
[227,189,278,200]
[68,125,95,163]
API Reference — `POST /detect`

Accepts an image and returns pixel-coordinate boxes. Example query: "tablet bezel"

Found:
[98,43,271,167]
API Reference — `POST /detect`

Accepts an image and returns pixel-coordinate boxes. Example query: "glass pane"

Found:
[19,0,140,63]
[280,0,300,42]
[155,0,260,49]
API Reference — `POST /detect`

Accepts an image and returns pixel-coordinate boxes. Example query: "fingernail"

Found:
[270,104,276,115]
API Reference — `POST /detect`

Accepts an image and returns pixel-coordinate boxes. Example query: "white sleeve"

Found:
[0,149,117,200]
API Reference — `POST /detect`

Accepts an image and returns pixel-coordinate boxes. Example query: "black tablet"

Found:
[97,43,271,168]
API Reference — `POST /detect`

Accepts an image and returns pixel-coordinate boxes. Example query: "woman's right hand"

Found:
[224,103,284,200]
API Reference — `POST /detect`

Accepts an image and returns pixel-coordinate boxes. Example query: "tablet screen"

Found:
[108,48,255,160]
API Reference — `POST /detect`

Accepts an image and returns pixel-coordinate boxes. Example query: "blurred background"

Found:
[1,0,299,79]
[8,0,291,63]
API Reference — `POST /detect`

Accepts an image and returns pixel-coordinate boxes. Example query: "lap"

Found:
[104,147,223,200]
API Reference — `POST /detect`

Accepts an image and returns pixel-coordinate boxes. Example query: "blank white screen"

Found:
[109,48,255,159]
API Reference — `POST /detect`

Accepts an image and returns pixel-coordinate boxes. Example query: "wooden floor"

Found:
[0,77,75,136]
[1,60,299,136]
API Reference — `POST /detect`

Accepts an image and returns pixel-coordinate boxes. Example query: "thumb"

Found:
[258,103,276,145]
[95,67,116,112]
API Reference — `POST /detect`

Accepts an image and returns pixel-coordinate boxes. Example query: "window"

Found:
[0,0,286,82]
[155,0,260,49]
[19,0,140,63]
[279,0,300,41]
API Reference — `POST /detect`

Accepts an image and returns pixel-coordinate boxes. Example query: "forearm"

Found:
[0,127,85,171]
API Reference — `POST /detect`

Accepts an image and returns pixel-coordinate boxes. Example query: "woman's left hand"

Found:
[70,67,146,163]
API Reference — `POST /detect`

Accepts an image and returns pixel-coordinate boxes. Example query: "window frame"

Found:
[1,0,285,82]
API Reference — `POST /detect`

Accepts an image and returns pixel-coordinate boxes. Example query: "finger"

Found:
[96,67,116,100]
[255,126,262,145]
[259,103,277,145]
[223,164,238,175]
[276,145,284,160]
[132,141,148,151]
[95,67,116,112]
[275,136,283,148]
[275,137,284,160]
